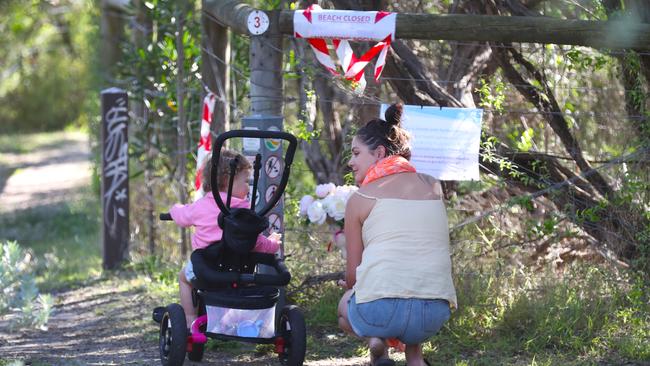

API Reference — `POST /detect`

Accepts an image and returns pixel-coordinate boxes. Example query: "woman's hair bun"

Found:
[384,103,403,127]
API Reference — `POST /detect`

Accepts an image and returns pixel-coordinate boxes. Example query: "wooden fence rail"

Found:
[204,0,650,49]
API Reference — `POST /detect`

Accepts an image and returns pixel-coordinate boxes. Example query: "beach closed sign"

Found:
[381,104,483,181]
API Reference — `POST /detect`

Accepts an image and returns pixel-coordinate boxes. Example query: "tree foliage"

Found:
[0,0,97,133]
[110,0,649,274]
[289,0,649,274]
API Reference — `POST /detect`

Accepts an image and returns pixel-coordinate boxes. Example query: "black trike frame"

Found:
[157,129,305,366]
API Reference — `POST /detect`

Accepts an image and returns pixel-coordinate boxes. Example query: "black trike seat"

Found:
[189,241,291,292]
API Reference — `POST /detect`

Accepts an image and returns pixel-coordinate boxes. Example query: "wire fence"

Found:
[0,4,648,356]
[6,3,640,281]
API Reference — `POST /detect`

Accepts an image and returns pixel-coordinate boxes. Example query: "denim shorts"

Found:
[347,293,451,345]
[184,259,196,281]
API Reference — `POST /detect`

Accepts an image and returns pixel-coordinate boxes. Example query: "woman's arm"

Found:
[343,194,364,289]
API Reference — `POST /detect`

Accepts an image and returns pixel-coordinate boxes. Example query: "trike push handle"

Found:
[209,129,298,218]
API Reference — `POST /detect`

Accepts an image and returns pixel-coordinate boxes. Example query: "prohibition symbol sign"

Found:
[265,155,282,179]
[265,184,278,203]
[268,213,283,233]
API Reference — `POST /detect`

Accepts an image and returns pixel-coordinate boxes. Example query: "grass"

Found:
[297,284,367,360]
[0,190,101,292]
[423,266,650,365]
[0,130,98,289]
[1,226,646,362]
[0,130,102,365]
[2,130,647,365]
[270,262,648,365]
[0,130,86,154]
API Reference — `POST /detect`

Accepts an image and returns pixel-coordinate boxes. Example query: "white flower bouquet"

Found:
[298,183,358,258]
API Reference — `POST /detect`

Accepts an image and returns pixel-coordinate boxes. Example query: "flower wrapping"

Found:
[298,183,358,258]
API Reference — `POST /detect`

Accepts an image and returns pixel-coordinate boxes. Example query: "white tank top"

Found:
[352,192,457,308]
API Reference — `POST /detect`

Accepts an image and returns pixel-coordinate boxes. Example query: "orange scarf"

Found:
[361,155,416,186]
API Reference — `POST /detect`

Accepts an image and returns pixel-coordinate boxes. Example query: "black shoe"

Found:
[152,306,165,323]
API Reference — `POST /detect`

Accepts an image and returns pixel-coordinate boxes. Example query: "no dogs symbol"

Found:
[267,213,283,233]
[265,184,279,204]
[264,155,282,179]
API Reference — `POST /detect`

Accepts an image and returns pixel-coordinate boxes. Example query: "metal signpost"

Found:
[241,116,285,242]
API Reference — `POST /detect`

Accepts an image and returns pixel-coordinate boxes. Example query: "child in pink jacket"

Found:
[170,149,280,327]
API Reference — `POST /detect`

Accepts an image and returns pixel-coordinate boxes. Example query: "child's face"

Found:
[232,168,251,199]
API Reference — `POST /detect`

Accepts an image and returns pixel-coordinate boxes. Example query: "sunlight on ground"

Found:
[0,131,91,213]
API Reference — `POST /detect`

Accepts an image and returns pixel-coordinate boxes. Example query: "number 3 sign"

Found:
[247,10,270,35]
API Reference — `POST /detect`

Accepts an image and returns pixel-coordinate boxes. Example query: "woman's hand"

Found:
[337,279,348,288]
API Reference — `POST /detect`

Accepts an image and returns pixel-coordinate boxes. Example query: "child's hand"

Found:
[268,232,282,243]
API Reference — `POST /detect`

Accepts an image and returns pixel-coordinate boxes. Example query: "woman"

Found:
[337,104,457,366]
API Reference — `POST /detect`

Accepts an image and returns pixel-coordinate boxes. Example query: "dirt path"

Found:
[0,131,92,213]
[0,132,372,366]
[0,276,372,365]
[0,277,278,365]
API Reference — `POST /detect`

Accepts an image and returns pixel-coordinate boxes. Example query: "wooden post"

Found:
[249,10,283,116]
[201,2,231,135]
[248,9,284,232]
[201,1,286,242]
[99,0,128,83]
[101,88,129,270]
[246,9,287,312]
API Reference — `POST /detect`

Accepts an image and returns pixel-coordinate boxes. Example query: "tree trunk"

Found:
[132,0,156,256]
[201,5,231,136]
[493,46,614,199]
[99,0,126,85]
[176,4,189,256]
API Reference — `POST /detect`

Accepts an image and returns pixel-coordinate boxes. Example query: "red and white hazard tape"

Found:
[194,92,216,200]
[294,5,394,93]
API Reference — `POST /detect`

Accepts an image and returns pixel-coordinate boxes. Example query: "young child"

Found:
[169,149,281,327]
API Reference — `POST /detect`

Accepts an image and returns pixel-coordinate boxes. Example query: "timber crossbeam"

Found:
[203,0,650,50]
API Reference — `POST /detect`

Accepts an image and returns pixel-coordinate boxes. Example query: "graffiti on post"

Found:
[103,98,128,236]
[101,88,129,269]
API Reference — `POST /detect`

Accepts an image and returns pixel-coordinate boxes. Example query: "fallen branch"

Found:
[287,271,344,297]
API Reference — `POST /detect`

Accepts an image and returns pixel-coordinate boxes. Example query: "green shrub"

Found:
[0,240,52,329]
[430,265,650,363]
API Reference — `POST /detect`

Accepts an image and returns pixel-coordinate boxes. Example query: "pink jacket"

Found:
[169,192,279,252]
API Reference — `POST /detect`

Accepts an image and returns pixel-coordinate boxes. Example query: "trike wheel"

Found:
[159,303,187,366]
[278,305,306,366]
